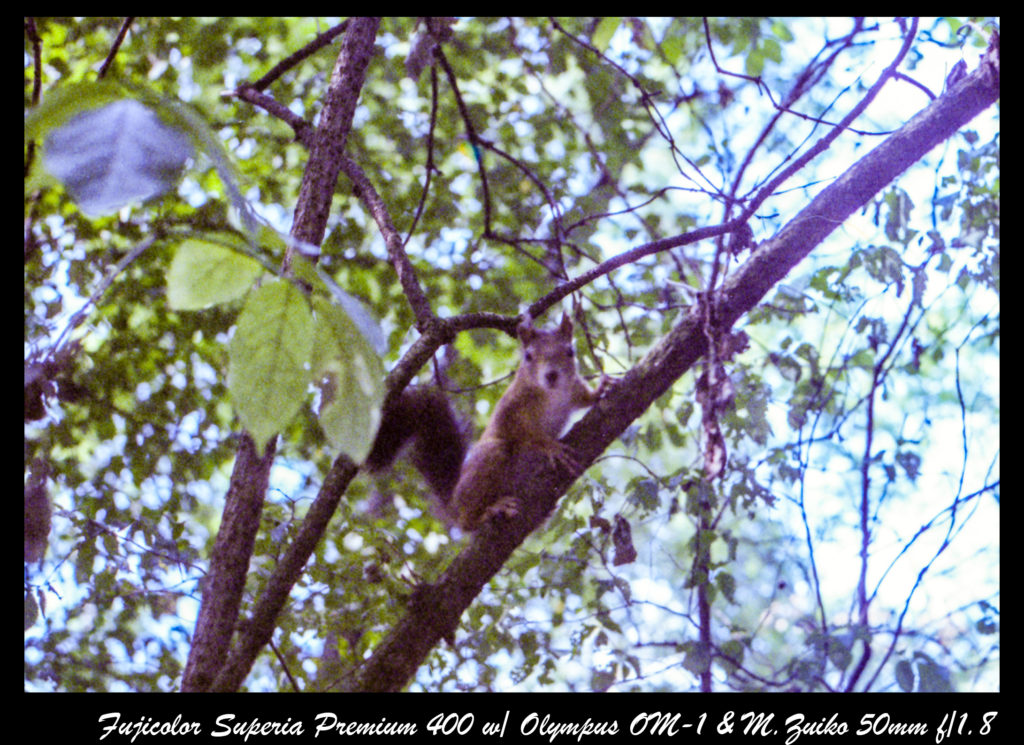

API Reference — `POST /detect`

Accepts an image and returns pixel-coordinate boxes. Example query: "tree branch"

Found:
[288,18,380,264]
[250,20,349,92]
[339,156,435,329]
[181,433,276,691]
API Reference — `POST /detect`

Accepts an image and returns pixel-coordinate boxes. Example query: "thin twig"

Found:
[49,236,155,365]
[250,20,349,91]
[97,17,135,79]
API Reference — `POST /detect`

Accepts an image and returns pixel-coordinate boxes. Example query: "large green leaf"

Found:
[311,294,385,461]
[41,98,193,216]
[167,238,264,310]
[27,80,252,228]
[227,280,314,446]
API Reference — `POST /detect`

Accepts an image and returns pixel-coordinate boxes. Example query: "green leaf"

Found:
[311,294,386,461]
[762,38,782,63]
[662,35,685,67]
[41,98,193,216]
[28,79,253,230]
[24,80,126,142]
[720,639,745,671]
[592,17,621,52]
[289,253,329,296]
[917,659,954,692]
[826,635,852,671]
[167,238,263,310]
[227,280,314,446]
[895,450,921,482]
[682,641,712,675]
[895,659,915,691]
[745,49,765,77]
[161,94,256,234]
[715,571,737,604]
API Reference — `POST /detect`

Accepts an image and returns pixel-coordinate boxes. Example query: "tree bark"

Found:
[182,434,276,691]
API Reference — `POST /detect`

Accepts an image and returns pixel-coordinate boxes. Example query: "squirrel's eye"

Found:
[525,351,534,362]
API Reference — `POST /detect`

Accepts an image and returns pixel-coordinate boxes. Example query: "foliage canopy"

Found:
[25,17,998,693]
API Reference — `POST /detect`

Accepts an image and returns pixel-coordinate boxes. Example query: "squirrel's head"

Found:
[517,314,577,389]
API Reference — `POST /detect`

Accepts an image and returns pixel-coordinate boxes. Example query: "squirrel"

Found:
[364,314,609,532]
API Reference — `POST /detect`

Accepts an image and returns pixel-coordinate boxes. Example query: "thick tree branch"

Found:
[182,433,276,691]
[288,18,380,264]
[343,45,999,691]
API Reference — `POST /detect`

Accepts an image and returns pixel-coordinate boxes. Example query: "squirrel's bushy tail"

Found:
[364,387,468,502]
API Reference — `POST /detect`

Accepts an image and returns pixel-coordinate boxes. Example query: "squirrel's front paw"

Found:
[544,441,581,473]
[483,495,519,522]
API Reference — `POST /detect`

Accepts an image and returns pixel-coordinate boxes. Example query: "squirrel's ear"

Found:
[558,314,573,337]
[517,315,536,342]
